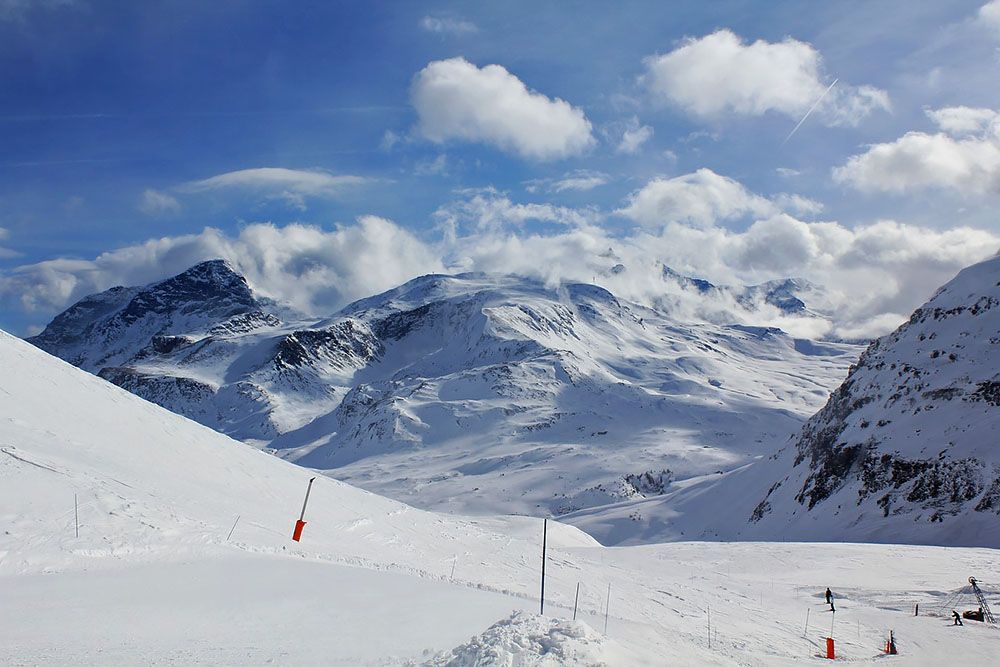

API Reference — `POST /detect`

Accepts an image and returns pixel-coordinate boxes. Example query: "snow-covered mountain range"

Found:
[27,260,861,526]
[573,254,1000,548]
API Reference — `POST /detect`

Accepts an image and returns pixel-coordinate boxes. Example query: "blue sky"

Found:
[2,0,1000,338]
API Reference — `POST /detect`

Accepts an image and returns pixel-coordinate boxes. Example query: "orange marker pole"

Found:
[292,477,315,542]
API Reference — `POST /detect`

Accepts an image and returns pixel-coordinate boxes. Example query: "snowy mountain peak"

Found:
[119,259,256,321]
[29,259,272,372]
[659,265,817,316]
[739,277,814,315]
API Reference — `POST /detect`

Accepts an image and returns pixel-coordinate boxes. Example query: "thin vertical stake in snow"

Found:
[707,605,712,649]
[227,515,240,541]
[604,582,612,634]
[539,518,547,615]
[573,582,581,621]
[292,477,315,542]
[300,477,315,521]
[804,607,810,636]
[74,493,78,538]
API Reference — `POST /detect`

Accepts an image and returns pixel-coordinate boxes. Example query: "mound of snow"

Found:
[422,611,624,667]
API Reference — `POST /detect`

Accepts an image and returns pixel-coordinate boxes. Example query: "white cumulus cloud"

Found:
[926,106,999,136]
[643,29,889,126]
[411,57,596,161]
[617,169,777,227]
[833,108,1000,194]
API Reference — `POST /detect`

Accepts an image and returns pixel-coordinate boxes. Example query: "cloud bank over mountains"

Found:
[3,169,996,341]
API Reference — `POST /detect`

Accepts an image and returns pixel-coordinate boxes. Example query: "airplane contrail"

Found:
[781,78,838,146]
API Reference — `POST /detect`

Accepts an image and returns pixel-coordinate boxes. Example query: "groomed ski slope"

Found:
[2,330,998,665]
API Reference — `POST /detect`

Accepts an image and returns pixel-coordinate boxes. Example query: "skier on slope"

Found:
[825,587,835,611]
[952,610,963,626]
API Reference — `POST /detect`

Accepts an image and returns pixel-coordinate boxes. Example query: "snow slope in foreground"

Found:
[2,330,999,665]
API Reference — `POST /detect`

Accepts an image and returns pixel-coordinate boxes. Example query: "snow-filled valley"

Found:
[3,327,1000,665]
[27,261,862,538]
[570,254,1000,549]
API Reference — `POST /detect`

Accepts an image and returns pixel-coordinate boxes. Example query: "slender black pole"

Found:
[227,515,240,541]
[299,477,316,521]
[572,582,581,621]
[539,518,548,615]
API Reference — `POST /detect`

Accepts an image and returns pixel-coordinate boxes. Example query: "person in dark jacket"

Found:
[952,610,963,626]
[825,588,832,604]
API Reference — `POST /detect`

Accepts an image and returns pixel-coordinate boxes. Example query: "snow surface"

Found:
[3,330,1000,665]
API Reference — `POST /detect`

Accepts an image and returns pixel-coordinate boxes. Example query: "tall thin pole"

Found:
[708,605,712,649]
[539,518,548,615]
[573,582,581,621]
[451,554,457,580]
[226,515,240,541]
[299,477,316,521]
[74,493,79,538]
[603,582,612,634]
[804,607,810,636]
[830,609,835,638]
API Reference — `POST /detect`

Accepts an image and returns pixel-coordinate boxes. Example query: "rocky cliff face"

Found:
[29,260,267,371]
[741,254,1000,544]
